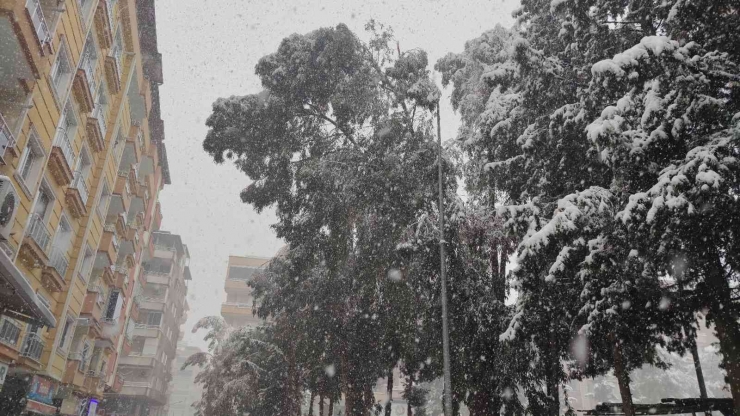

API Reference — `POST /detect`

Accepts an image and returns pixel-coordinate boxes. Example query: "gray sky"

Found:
[154,0,519,349]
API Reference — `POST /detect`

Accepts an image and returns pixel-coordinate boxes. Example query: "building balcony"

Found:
[96,264,115,287]
[48,133,75,186]
[66,172,90,218]
[119,353,161,369]
[220,302,255,317]
[0,317,22,356]
[152,244,175,260]
[0,112,18,165]
[19,213,51,268]
[98,227,120,266]
[112,374,124,393]
[94,0,114,49]
[112,264,128,289]
[81,293,104,338]
[19,331,44,363]
[120,381,166,404]
[133,323,160,338]
[105,48,123,94]
[84,369,105,395]
[139,297,164,312]
[86,109,106,153]
[127,125,143,162]
[143,270,169,285]
[224,278,250,293]
[0,7,42,101]
[41,246,69,292]
[99,318,120,345]
[62,354,87,387]
[143,52,163,85]
[114,172,132,213]
[73,58,97,113]
[24,0,53,55]
[130,297,140,321]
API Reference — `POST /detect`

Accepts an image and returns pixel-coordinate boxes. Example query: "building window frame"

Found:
[15,127,47,198]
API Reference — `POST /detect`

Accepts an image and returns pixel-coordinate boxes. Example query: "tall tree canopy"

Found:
[439,1,740,414]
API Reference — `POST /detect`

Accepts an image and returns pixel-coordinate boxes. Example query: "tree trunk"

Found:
[329,397,334,416]
[690,341,708,399]
[546,329,560,416]
[705,259,740,415]
[319,394,325,416]
[385,367,394,416]
[309,390,316,416]
[611,333,634,416]
[365,383,375,415]
[406,376,413,416]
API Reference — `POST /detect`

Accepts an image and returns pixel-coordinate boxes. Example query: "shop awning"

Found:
[0,247,56,328]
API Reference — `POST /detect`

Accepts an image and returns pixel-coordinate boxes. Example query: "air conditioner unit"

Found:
[0,176,20,241]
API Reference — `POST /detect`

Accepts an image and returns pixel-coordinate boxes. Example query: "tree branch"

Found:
[302,104,358,147]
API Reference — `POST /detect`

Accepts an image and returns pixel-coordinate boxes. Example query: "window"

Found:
[32,182,55,223]
[58,315,75,353]
[26,0,51,47]
[104,289,122,320]
[97,182,111,220]
[228,266,259,281]
[71,148,91,203]
[79,340,91,371]
[80,33,98,93]
[79,245,95,283]
[53,215,73,252]
[111,28,123,75]
[50,41,73,100]
[145,312,162,327]
[17,129,46,193]
[92,85,109,137]
[55,104,78,167]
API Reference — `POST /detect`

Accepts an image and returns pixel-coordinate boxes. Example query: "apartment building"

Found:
[102,231,190,416]
[166,344,203,416]
[220,255,274,329]
[0,0,174,414]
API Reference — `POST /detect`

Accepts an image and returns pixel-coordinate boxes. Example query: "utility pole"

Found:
[437,101,453,416]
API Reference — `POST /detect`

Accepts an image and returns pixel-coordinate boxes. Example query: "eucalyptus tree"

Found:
[203,21,447,416]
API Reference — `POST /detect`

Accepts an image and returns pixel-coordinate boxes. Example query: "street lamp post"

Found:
[437,102,453,416]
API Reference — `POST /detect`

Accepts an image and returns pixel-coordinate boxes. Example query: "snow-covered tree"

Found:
[203,22,445,416]
[439,0,740,414]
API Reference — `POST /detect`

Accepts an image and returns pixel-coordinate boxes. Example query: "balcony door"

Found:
[104,289,123,321]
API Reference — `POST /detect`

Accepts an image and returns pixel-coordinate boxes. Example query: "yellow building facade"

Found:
[220,255,272,329]
[0,0,174,414]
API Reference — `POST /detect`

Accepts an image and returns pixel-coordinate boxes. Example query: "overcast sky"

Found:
[154,0,519,350]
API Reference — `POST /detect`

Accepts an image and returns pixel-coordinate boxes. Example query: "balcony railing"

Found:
[223,302,251,308]
[26,0,51,47]
[153,244,175,252]
[71,172,89,206]
[54,129,76,169]
[27,214,51,254]
[112,234,119,251]
[124,381,152,388]
[93,104,107,137]
[20,332,45,362]
[104,0,114,31]
[0,317,21,347]
[134,323,160,330]
[0,112,16,159]
[101,317,117,326]
[81,55,97,97]
[48,247,69,279]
